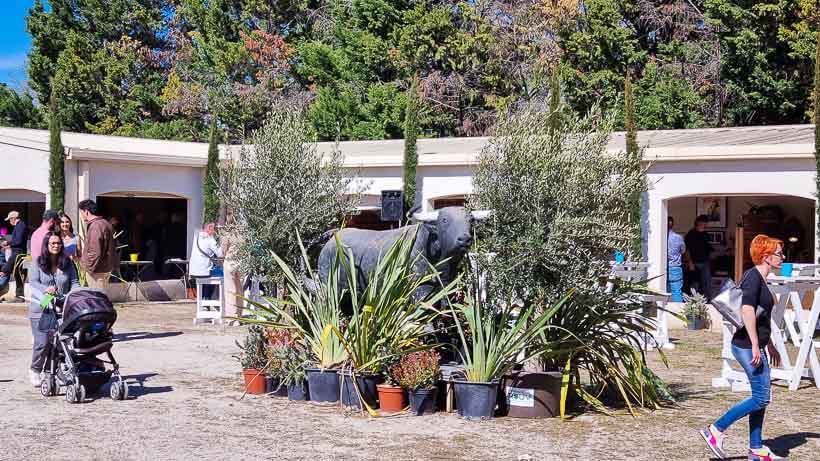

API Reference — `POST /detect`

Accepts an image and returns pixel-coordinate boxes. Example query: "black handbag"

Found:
[38,305,58,331]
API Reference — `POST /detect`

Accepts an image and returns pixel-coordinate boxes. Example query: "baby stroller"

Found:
[40,289,129,403]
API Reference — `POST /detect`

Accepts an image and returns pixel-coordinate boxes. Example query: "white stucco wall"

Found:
[418,165,474,212]
[82,160,205,254]
[646,158,818,291]
[0,142,49,203]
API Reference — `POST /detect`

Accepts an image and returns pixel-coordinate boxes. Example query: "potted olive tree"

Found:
[235,325,269,395]
[683,290,709,330]
[391,350,441,416]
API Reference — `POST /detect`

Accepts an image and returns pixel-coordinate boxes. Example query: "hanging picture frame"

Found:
[696,196,727,228]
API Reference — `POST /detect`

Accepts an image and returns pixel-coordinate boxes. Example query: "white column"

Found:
[646,193,668,293]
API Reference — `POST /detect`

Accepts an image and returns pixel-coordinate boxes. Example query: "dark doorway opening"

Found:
[97,196,188,280]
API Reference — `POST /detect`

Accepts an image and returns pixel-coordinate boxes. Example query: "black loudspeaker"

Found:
[380,190,404,222]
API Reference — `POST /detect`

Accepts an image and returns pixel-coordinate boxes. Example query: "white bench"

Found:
[194,276,224,325]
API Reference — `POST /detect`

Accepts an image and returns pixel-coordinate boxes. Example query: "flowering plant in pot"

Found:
[391,350,440,415]
[274,341,312,401]
[266,328,296,396]
[682,290,709,330]
[235,325,269,395]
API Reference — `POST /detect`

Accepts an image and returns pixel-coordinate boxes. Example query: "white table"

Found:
[713,275,820,391]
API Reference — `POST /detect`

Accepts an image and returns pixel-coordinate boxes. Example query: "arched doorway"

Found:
[664,193,815,298]
[0,189,46,239]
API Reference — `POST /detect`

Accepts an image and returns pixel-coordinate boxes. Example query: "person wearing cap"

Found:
[4,211,27,299]
[29,209,60,262]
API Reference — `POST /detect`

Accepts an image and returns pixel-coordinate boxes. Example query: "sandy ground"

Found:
[1,302,819,461]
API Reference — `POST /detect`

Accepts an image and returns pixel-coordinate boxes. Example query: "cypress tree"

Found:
[624,73,642,258]
[548,67,561,136]
[403,75,420,212]
[814,32,820,247]
[48,84,65,211]
[203,117,221,223]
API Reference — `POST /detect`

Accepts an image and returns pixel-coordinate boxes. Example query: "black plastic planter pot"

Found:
[340,373,380,410]
[408,388,437,416]
[454,380,499,421]
[266,377,288,397]
[306,368,340,404]
[287,382,309,401]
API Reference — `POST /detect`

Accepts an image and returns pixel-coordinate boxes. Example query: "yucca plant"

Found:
[331,230,460,374]
[538,284,674,418]
[240,235,347,369]
[450,290,573,383]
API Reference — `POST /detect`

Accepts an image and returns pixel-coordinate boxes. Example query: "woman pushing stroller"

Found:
[27,232,79,386]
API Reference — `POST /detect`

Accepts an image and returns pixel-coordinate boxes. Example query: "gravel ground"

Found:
[1,301,819,460]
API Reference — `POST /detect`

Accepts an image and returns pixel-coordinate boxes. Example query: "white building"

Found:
[2,124,816,293]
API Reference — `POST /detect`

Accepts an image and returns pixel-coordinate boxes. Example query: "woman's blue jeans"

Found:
[714,345,770,449]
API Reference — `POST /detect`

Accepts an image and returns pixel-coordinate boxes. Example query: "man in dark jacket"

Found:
[685,214,714,300]
[79,200,117,290]
[4,211,27,299]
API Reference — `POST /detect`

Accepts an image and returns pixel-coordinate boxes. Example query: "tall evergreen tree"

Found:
[48,85,65,211]
[403,76,420,212]
[548,68,561,135]
[203,117,221,223]
[624,73,641,258]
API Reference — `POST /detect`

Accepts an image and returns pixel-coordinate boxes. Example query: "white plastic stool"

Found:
[195,276,224,325]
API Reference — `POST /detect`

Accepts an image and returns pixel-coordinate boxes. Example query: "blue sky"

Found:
[0,0,34,90]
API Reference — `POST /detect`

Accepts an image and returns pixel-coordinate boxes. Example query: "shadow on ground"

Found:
[113,331,183,342]
[122,372,173,399]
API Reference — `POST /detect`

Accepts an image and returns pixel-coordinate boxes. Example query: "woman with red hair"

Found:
[701,235,784,460]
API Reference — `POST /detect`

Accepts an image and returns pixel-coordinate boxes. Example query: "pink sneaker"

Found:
[700,425,727,459]
[748,445,786,460]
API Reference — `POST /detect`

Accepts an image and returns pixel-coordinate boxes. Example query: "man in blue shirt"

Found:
[667,216,686,302]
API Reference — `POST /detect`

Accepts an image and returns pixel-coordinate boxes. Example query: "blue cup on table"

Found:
[614,251,625,264]
[781,262,793,277]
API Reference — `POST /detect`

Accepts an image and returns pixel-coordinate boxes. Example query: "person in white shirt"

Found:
[189,223,223,299]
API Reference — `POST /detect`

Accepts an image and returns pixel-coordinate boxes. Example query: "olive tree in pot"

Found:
[450,292,571,420]
[391,350,441,415]
[329,232,458,414]
[235,325,270,395]
[683,290,709,330]
[242,237,347,405]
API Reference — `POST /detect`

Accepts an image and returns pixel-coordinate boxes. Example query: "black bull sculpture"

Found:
[315,207,474,301]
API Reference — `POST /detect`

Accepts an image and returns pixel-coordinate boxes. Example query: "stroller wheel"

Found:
[40,374,56,397]
[65,383,86,404]
[110,380,129,401]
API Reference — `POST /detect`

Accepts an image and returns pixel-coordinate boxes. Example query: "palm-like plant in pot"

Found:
[241,236,348,404]
[450,291,572,420]
[329,231,460,413]
[391,350,441,415]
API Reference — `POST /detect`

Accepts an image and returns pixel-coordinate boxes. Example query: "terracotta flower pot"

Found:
[242,368,267,395]
[377,384,406,413]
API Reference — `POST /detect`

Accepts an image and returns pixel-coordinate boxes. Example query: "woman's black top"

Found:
[732,268,775,349]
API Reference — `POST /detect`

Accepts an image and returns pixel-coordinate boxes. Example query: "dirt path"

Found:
[1,302,819,460]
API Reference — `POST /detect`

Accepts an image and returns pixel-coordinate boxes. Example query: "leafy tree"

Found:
[815,32,820,245]
[402,75,420,211]
[203,117,221,223]
[220,111,362,281]
[624,72,642,257]
[48,86,65,211]
[0,84,44,128]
